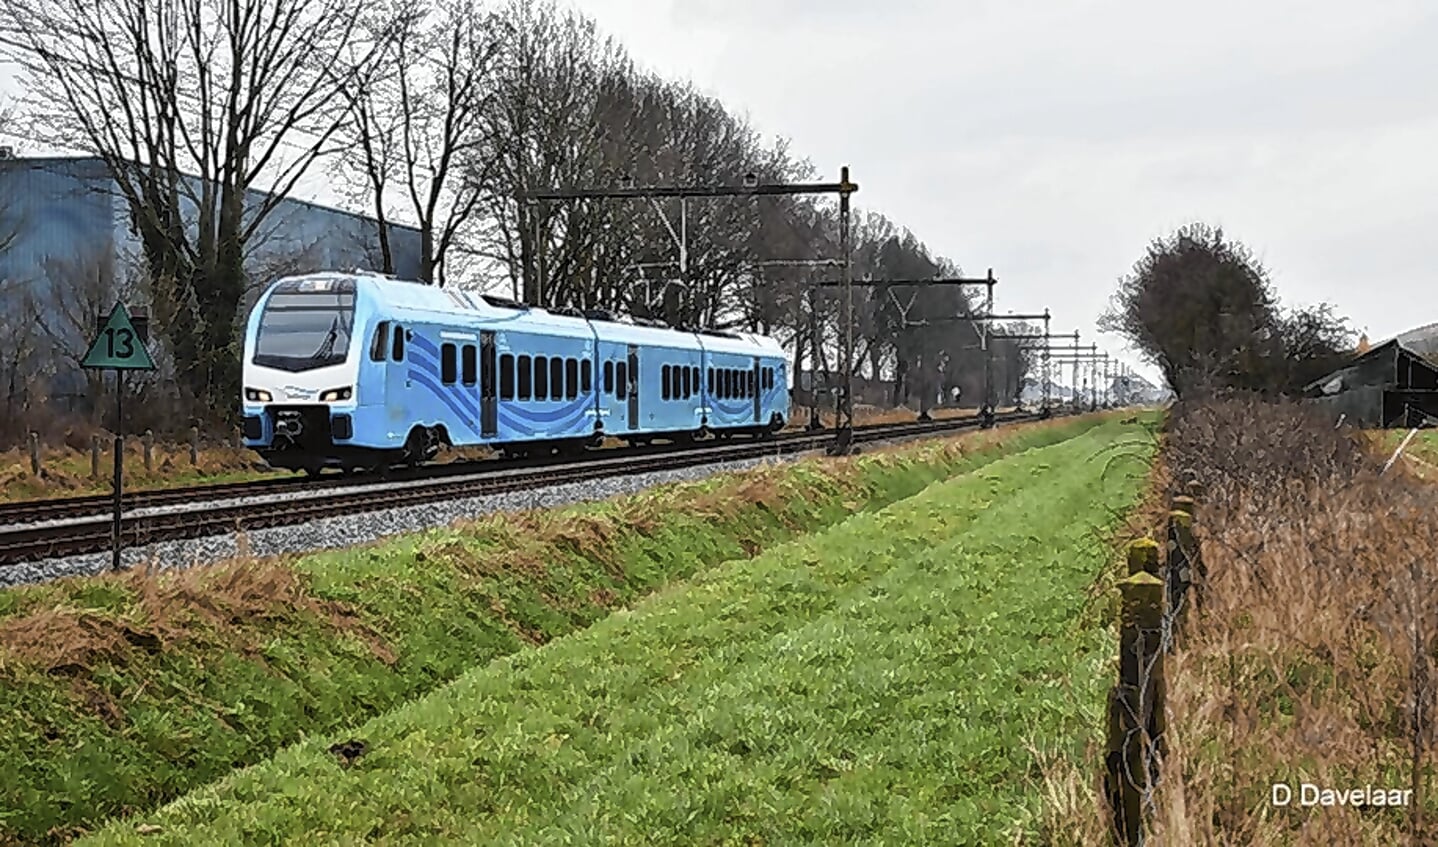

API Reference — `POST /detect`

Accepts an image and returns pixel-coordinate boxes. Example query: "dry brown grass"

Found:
[0,556,390,676]
[1053,397,1438,845]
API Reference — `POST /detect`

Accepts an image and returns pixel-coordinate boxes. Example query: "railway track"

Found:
[0,410,1045,567]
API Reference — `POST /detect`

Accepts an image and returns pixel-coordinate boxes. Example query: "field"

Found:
[0,406,995,503]
[0,412,1132,845]
[71,414,1156,845]
[1039,399,1438,845]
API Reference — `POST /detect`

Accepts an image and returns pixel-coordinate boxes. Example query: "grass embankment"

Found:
[0,441,272,502]
[81,414,1157,846]
[1082,399,1438,845]
[0,413,1116,845]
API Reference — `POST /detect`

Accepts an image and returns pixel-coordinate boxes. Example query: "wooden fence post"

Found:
[28,432,40,476]
[91,435,102,480]
[1166,509,1196,623]
[232,426,243,451]
[142,430,154,472]
[1128,537,1160,577]
[190,427,200,466]
[1105,571,1166,847]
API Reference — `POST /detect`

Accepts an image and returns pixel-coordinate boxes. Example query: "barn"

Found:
[1303,339,1438,428]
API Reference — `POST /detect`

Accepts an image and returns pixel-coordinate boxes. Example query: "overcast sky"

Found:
[4,1,1436,386]
[572,0,1438,385]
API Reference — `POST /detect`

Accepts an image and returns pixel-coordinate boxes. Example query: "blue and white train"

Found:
[239,271,790,474]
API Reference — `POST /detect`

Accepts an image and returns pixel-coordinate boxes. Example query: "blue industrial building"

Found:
[0,153,421,409]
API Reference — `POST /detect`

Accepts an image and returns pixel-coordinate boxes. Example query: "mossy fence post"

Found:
[189,426,200,466]
[28,431,40,476]
[90,434,102,480]
[142,430,154,472]
[1106,543,1166,846]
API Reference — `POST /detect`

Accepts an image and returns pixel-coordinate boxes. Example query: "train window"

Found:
[748,371,756,397]
[604,361,614,394]
[682,365,692,399]
[565,358,578,399]
[370,322,389,362]
[581,360,592,393]
[674,365,683,399]
[694,367,701,396]
[441,343,458,385]
[722,369,731,399]
[616,362,628,400]
[462,345,477,386]
[707,367,714,394]
[500,354,515,400]
[392,324,405,361]
[518,354,532,400]
[661,365,671,400]
[535,355,549,400]
[551,357,564,399]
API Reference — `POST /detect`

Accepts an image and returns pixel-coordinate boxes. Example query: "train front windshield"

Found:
[252,279,357,372]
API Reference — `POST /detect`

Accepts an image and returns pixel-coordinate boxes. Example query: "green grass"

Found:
[0,414,1128,846]
[81,416,1156,846]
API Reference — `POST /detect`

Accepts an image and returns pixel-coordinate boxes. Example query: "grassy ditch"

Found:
[0,413,1115,845]
[81,415,1157,846]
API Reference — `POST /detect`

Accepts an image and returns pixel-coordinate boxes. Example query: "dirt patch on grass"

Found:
[0,558,391,675]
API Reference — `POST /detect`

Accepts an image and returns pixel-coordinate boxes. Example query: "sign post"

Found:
[81,303,156,571]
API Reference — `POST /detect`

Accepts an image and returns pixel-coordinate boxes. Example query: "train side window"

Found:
[604,360,614,394]
[661,364,671,400]
[749,371,756,397]
[550,357,564,399]
[673,365,682,400]
[462,345,477,386]
[718,369,727,399]
[535,355,549,400]
[370,322,389,361]
[707,367,713,394]
[581,360,592,393]
[616,362,628,400]
[500,354,515,400]
[518,354,532,400]
[693,367,700,396]
[441,343,458,385]
[565,358,578,399]
[682,365,692,398]
[392,324,405,361]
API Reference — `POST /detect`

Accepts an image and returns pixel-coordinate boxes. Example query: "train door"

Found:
[752,357,762,423]
[627,344,640,429]
[386,324,410,426]
[480,331,497,438]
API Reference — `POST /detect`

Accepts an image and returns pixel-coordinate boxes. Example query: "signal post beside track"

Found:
[81,302,157,571]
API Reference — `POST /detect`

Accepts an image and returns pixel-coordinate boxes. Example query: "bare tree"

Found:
[337,0,503,285]
[0,0,398,424]
[0,98,20,256]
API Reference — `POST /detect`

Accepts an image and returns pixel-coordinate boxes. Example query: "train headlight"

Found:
[245,387,273,402]
[320,386,353,402]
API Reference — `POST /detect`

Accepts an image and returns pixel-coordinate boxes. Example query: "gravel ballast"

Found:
[0,454,806,590]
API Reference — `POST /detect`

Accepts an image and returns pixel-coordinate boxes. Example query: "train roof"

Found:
[266,272,786,357]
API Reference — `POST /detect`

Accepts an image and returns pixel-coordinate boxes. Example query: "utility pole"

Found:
[811,275,1006,426]
[518,168,860,450]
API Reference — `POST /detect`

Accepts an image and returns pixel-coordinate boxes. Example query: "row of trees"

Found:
[1100,222,1353,399]
[0,0,1030,442]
